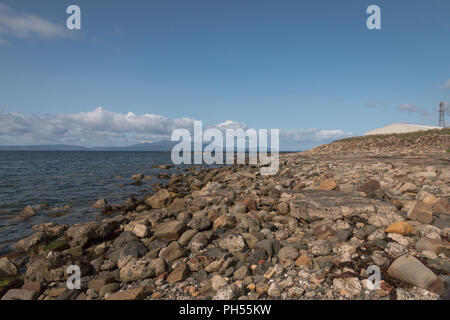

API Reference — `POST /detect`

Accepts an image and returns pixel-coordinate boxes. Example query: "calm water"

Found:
[0,151,193,255]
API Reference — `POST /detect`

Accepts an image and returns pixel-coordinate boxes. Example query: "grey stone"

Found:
[387,255,444,295]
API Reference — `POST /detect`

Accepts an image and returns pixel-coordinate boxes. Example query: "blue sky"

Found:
[0,0,449,149]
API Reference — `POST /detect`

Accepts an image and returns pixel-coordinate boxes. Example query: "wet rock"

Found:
[92,198,107,209]
[387,255,444,295]
[154,164,173,170]
[19,205,36,220]
[131,173,144,180]
[25,253,87,283]
[66,219,119,247]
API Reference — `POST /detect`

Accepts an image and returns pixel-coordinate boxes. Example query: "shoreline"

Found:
[1,142,449,300]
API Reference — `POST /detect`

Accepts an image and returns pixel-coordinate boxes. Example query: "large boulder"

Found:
[66,219,119,247]
[25,253,89,283]
[387,255,444,295]
[14,231,51,252]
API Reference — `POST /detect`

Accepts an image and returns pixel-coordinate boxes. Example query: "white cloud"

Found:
[0,107,352,150]
[0,3,68,43]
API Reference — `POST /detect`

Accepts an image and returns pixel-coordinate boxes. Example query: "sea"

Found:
[0,151,194,255]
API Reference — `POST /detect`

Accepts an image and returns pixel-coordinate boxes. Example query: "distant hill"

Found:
[0,141,177,151]
[0,144,90,151]
[0,140,278,152]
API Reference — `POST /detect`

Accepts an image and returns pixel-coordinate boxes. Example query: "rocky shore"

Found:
[0,130,449,300]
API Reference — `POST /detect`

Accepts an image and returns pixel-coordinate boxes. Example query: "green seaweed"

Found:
[40,240,69,253]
